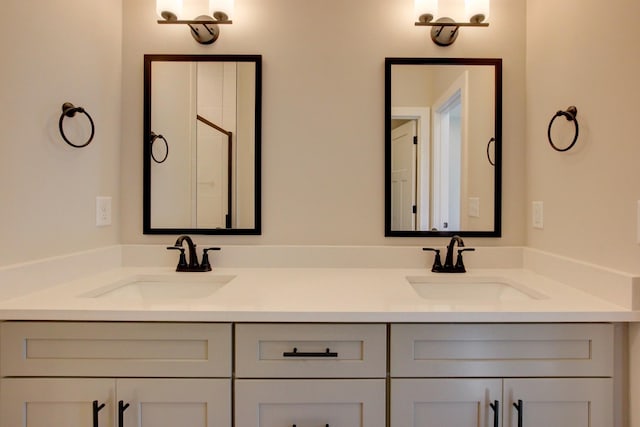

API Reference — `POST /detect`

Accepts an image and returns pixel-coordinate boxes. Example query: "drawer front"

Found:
[235,324,387,378]
[235,379,385,427]
[0,322,231,378]
[390,323,613,378]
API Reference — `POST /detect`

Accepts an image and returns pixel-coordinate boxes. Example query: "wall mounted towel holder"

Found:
[547,106,579,152]
[59,102,95,148]
[150,132,169,163]
[486,137,495,166]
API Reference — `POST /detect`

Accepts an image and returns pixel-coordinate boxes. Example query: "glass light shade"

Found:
[156,0,182,20]
[465,0,490,23]
[414,0,438,22]
[209,0,234,19]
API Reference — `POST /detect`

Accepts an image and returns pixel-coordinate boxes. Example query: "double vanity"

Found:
[0,243,635,427]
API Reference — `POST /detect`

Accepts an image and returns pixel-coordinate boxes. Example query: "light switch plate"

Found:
[468,197,480,218]
[532,201,543,229]
[637,201,640,244]
[96,196,112,227]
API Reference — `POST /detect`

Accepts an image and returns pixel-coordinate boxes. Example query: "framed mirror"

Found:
[385,58,501,237]
[143,54,261,235]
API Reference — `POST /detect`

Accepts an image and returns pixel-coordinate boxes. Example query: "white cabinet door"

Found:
[391,378,502,427]
[0,378,115,427]
[235,379,385,427]
[503,378,612,427]
[117,379,231,427]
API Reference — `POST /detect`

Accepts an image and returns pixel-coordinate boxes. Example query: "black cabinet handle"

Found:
[489,400,499,427]
[92,400,105,427]
[292,425,329,427]
[283,348,338,358]
[118,400,130,427]
[513,399,523,427]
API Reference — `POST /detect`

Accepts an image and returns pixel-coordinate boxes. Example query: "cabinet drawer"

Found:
[235,379,385,427]
[0,322,231,377]
[235,324,386,378]
[390,323,613,377]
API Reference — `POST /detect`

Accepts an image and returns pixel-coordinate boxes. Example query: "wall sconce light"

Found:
[414,0,489,46]
[156,0,234,45]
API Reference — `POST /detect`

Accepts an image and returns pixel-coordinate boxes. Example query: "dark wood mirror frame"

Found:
[143,54,262,235]
[385,57,502,238]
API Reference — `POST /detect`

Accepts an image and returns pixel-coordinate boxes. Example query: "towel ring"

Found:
[548,106,579,152]
[150,132,169,164]
[59,102,95,148]
[486,137,495,166]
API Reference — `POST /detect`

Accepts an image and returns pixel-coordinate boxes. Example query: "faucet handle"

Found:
[200,247,221,271]
[455,248,475,272]
[167,246,188,270]
[423,248,443,272]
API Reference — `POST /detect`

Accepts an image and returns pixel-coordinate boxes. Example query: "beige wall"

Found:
[526,0,640,274]
[1,0,526,266]
[120,0,526,249]
[0,0,122,265]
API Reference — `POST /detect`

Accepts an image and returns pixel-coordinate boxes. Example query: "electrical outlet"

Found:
[637,201,640,244]
[532,201,543,229]
[468,197,480,218]
[96,196,112,227]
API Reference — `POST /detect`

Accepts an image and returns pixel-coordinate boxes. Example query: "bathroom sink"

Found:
[406,276,545,302]
[81,274,236,302]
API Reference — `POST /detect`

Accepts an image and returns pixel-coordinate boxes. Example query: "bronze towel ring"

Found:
[58,102,95,148]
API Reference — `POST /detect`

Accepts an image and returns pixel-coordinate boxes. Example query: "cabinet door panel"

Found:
[235,379,385,427]
[117,378,230,427]
[391,379,502,427]
[503,378,612,427]
[0,378,114,427]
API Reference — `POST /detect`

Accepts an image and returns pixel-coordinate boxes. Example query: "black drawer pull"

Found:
[292,424,329,427]
[118,400,130,427]
[513,399,523,427]
[489,400,499,427]
[283,348,338,358]
[92,400,105,427]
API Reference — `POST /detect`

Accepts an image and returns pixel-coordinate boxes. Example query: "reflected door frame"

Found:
[431,71,468,232]
[391,107,430,231]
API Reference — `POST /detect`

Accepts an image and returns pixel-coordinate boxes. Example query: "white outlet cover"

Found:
[468,197,480,218]
[637,201,640,244]
[96,196,112,227]
[532,201,543,229]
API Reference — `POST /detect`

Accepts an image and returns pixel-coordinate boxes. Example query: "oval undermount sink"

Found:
[81,274,236,301]
[406,276,546,302]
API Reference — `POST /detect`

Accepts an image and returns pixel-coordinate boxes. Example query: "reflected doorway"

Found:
[432,87,464,231]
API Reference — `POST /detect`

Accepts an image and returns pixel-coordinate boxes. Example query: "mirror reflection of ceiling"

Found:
[385,58,502,238]
[143,54,262,235]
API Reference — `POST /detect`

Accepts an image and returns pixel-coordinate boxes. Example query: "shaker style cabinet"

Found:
[0,321,617,427]
[1,378,230,427]
[234,323,387,427]
[1,378,115,427]
[392,378,611,427]
[0,322,232,427]
[390,323,614,427]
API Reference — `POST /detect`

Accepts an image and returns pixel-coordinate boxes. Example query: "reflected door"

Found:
[433,90,462,231]
[391,120,417,231]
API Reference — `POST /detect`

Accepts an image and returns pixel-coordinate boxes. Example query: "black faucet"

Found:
[423,235,475,273]
[167,235,220,272]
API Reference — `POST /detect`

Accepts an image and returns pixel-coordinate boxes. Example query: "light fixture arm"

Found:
[415,17,489,46]
[414,0,490,46]
[157,15,232,44]
[156,0,234,45]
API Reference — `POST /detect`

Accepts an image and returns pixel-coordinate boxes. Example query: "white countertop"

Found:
[0,265,634,323]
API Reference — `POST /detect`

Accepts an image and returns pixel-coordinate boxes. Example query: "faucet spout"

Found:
[174,235,199,269]
[443,235,465,270]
